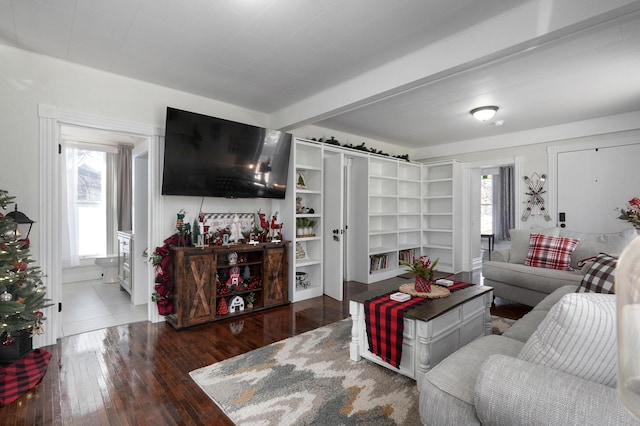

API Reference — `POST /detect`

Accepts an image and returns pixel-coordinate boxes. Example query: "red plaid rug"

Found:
[0,349,52,406]
[364,281,473,368]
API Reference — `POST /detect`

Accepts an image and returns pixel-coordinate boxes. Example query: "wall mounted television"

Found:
[161,107,292,199]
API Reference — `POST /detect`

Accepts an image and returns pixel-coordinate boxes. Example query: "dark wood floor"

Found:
[3,275,530,425]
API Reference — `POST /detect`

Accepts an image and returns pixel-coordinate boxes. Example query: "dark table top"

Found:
[350,280,493,323]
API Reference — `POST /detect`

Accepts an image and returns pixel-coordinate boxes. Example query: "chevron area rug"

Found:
[190,316,516,425]
[190,319,420,425]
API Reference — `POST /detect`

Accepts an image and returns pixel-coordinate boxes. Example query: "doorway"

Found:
[480,166,515,260]
[58,125,149,336]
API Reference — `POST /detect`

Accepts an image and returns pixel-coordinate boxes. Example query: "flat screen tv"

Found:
[161,107,292,199]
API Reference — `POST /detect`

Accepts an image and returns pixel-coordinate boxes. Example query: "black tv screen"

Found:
[161,107,292,199]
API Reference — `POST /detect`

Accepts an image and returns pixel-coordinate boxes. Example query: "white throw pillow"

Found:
[508,226,559,264]
[518,292,617,387]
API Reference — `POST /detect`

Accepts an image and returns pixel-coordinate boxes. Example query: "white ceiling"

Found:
[2,0,640,152]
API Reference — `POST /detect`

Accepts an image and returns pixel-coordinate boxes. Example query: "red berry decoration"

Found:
[3,336,15,346]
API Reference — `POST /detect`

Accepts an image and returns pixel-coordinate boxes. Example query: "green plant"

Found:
[0,189,52,339]
[400,255,439,280]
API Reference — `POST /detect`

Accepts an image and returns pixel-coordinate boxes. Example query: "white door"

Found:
[557,143,640,233]
[323,153,344,301]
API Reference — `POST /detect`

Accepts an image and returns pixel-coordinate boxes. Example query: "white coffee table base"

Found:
[349,289,493,391]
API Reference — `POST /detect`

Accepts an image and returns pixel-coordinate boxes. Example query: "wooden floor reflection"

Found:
[6,277,529,425]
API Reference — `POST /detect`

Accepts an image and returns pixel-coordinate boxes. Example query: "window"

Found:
[481,175,493,234]
[63,142,117,264]
[76,149,108,257]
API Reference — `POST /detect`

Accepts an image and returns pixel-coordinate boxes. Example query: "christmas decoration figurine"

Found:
[0,190,52,347]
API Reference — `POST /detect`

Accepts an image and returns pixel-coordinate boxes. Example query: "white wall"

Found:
[421,127,640,230]
[0,45,274,248]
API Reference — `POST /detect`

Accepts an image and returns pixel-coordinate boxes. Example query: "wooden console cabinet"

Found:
[165,241,289,329]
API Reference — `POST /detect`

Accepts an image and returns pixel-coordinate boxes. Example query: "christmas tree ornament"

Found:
[3,334,15,346]
[216,297,229,315]
[0,291,12,302]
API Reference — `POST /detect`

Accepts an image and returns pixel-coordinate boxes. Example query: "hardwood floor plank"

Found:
[1,278,529,424]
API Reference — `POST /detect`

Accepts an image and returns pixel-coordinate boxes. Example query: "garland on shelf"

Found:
[309,137,410,161]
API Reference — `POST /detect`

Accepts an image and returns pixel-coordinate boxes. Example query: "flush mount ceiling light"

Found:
[470,106,499,121]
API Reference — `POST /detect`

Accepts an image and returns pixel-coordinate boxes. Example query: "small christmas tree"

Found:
[0,190,51,345]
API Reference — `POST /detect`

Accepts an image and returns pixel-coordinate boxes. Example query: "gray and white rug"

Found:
[190,316,516,425]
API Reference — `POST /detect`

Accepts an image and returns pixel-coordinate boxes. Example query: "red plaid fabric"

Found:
[525,233,579,271]
[364,281,474,368]
[0,349,52,406]
[364,294,426,368]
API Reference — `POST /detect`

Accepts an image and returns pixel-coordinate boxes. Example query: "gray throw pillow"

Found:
[508,226,559,264]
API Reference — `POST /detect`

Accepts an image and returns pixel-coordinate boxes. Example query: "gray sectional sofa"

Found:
[419,285,640,426]
[483,227,637,306]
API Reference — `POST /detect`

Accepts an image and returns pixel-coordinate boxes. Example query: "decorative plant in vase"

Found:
[617,197,640,230]
[245,292,256,309]
[400,255,439,293]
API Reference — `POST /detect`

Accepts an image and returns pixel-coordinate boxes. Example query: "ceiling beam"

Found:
[270,0,640,132]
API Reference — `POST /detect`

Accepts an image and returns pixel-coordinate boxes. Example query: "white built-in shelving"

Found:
[288,140,323,301]
[421,160,462,273]
[285,140,463,293]
[364,157,424,283]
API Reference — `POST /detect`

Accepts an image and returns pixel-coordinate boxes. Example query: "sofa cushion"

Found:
[560,228,637,270]
[508,227,559,264]
[576,253,617,294]
[518,292,617,387]
[525,234,580,271]
[482,261,583,294]
[420,335,523,426]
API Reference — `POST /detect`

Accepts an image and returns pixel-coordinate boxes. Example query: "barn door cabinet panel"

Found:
[263,244,289,307]
[176,250,217,328]
[166,242,290,330]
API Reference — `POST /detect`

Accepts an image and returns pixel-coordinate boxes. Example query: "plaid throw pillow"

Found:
[525,233,580,271]
[576,253,617,294]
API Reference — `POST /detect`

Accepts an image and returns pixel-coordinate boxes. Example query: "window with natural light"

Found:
[75,149,107,258]
[481,175,493,234]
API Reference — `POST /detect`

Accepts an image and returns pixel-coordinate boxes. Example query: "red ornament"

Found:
[35,311,43,318]
[19,238,30,249]
[13,261,27,271]
[216,297,228,315]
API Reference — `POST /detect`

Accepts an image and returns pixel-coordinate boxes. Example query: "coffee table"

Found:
[349,281,493,391]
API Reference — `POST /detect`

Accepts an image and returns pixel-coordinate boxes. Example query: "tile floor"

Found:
[61,279,148,337]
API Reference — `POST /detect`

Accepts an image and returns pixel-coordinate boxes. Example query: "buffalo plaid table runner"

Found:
[364,281,474,369]
[0,349,52,406]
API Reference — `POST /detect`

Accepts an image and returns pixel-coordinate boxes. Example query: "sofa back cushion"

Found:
[525,234,580,271]
[509,227,559,264]
[518,292,617,387]
[559,228,637,270]
[576,253,617,294]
